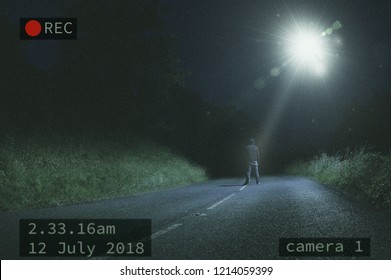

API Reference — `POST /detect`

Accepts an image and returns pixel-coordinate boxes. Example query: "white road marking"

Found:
[151,223,182,239]
[151,186,245,239]
[207,193,236,210]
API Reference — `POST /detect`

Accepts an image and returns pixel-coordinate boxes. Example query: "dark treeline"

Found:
[331,92,391,153]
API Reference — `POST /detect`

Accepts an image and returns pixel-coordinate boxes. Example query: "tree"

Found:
[331,92,391,151]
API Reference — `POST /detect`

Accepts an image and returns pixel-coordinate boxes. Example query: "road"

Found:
[1,176,390,259]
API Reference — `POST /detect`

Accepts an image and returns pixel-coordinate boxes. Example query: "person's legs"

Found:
[255,164,260,184]
[243,163,252,185]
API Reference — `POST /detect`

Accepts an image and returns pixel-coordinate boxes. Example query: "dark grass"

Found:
[287,148,391,209]
[0,134,208,211]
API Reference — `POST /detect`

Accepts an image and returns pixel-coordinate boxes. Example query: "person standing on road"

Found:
[243,138,260,185]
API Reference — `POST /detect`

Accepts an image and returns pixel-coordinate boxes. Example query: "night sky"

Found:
[1,0,391,171]
[160,0,391,101]
[160,0,391,160]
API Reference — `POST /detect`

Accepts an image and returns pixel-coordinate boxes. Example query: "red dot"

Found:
[25,20,42,37]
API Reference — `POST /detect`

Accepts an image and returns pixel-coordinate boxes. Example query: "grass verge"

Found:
[287,148,391,209]
[0,134,208,211]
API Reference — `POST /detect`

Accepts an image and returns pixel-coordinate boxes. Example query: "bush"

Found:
[287,148,391,209]
[0,134,208,211]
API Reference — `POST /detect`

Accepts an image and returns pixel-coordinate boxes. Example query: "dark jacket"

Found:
[246,144,259,162]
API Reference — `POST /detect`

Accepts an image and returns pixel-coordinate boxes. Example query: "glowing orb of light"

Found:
[287,27,328,75]
[291,32,323,63]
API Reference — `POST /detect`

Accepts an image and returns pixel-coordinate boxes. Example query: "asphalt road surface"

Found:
[1,177,390,259]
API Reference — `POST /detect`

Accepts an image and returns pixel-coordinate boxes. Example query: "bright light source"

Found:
[291,32,323,63]
[288,28,327,75]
